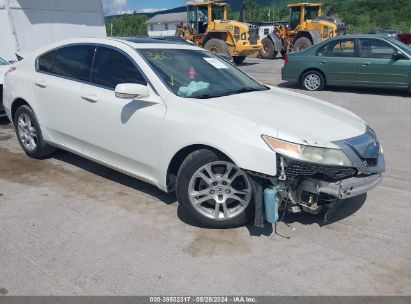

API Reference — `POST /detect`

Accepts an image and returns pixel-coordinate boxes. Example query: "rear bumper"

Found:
[317,173,383,199]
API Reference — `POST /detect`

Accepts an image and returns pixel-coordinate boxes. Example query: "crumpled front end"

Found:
[266,127,385,219]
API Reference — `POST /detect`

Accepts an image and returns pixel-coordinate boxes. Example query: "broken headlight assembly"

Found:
[262,135,353,167]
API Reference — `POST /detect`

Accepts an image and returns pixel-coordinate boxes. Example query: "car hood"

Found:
[199,87,366,149]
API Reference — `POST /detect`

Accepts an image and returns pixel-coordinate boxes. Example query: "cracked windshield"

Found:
[138,49,267,98]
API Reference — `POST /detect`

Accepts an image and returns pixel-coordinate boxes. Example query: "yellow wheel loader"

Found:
[259,2,346,59]
[176,1,262,65]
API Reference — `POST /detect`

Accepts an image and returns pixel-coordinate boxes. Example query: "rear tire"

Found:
[176,149,253,228]
[204,38,230,57]
[259,37,277,59]
[293,37,312,52]
[14,105,56,158]
[301,70,325,91]
[233,56,246,65]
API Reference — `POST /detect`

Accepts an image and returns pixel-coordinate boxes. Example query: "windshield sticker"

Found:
[203,58,229,69]
[147,51,171,61]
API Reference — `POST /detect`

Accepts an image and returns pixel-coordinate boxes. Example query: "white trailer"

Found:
[0,0,106,62]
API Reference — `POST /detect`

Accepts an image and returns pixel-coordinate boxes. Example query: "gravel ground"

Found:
[0,57,410,296]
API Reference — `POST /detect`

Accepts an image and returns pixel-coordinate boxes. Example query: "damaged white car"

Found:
[2,38,385,228]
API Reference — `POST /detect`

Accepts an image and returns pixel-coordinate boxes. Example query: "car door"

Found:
[356,38,410,88]
[315,38,357,85]
[79,46,167,182]
[33,44,95,151]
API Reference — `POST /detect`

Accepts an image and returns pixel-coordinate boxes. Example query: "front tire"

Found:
[301,70,325,91]
[259,37,277,59]
[204,38,230,57]
[293,37,312,52]
[176,149,253,228]
[14,105,56,158]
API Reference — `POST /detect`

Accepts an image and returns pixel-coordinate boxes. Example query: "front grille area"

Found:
[277,155,357,182]
[249,28,258,45]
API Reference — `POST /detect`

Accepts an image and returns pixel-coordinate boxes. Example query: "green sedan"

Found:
[281,34,411,92]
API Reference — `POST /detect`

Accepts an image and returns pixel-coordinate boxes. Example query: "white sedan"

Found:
[2,38,385,228]
[0,56,10,114]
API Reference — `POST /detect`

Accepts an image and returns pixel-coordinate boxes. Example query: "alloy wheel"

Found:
[17,113,37,152]
[304,73,321,91]
[188,161,252,220]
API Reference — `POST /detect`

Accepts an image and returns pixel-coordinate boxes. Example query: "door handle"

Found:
[362,62,371,66]
[34,80,47,88]
[320,61,327,64]
[81,94,99,103]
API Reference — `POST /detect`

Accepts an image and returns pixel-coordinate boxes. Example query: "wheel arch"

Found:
[11,98,31,121]
[299,68,326,86]
[166,144,234,192]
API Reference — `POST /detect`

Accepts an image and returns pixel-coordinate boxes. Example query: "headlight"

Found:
[262,135,353,167]
[241,32,247,40]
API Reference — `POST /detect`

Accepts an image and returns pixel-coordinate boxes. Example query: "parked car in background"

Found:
[3,38,384,228]
[0,56,10,115]
[368,29,398,37]
[282,34,411,92]
[397,33,411,45]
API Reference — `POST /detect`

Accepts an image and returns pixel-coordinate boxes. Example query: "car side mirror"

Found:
[115,83,150,99]
[392,51,407,60]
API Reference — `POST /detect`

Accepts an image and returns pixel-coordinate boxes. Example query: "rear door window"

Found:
[38,50,57,73]
[359,39,396,59]
[90,47,147,90]
[51,45,95,82]
[317,39,355,57]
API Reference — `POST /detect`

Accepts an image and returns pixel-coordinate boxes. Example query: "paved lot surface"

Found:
[0,58,410,296]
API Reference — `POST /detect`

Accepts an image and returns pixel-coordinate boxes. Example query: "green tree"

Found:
[105,13,148,37]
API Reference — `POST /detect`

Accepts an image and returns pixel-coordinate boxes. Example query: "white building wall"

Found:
[147,22,178,38]
[0,0,106,61]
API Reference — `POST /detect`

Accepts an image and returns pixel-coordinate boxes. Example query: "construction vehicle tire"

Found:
[293,37,312,52]
[259,37,277,59]
[233,56,246,65]
[204,39,230,56]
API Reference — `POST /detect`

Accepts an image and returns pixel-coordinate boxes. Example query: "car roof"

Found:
[328,34,393,40]
[109,37,201,50]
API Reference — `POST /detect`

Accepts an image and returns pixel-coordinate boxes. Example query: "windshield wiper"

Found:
[186,87,265,99]
[228,87,263,95]
[187,93,226,99]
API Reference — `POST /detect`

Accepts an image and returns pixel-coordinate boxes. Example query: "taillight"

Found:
[5,67,16,75]
[284,54,289,63]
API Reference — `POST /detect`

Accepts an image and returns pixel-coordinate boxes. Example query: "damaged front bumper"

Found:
[317,173,383,199]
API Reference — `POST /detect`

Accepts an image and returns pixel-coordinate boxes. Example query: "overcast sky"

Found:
[102,0,187,15]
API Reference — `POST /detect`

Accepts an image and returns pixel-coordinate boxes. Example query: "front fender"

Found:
[158,101,277,189]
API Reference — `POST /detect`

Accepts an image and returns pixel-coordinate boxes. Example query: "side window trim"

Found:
[316,38,356,58]
[89,44,156,94]
[36,43,96,85]
[36,43,157,94]
[359,38,398,60]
